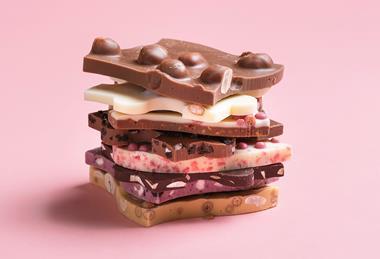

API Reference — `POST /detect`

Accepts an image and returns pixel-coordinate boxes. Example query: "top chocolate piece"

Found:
[84,37,284,105]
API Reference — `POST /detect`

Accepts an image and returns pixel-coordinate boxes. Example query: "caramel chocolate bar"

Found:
[107,110,283,138]
[89,166,279,227]
[84,37,284,105]
[86,147,283,204]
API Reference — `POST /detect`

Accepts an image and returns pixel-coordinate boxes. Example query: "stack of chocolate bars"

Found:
[83,37,292,227]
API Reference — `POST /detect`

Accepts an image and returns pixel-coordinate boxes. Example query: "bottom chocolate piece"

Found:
[89,166,279,227]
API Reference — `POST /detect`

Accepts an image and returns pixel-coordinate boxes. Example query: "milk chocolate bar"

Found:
[84,38,284,105]
[86,148,283,204]
[89,166,279,227]
[107,110,282,138]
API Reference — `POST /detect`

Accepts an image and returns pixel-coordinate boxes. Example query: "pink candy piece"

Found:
[237,142,248,149]
[271,138,280,143]
[255,112,267,120]
[138,144,151,152]
[254,142,266,149]
[127,143,138,151]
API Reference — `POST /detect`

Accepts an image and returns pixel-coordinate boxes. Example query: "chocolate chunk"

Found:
[84,38,284,105]
[178,52,207,67]
[137,44,168,65]
[90,37,120,55]
[237,52,273,69]
[88,111,161,146]
[151,134,234,162]
[200,65,230,84]
[157,59,188,79]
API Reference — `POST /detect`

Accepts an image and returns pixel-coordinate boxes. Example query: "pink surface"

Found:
[1,0,379,258]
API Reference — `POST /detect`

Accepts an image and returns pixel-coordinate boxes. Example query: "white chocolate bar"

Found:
[84,83,259,123]
[89,166,279,227]
[112,141,292,173]
[109,110,270,128]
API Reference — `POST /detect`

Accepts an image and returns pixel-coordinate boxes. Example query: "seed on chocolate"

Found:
[254,142,266,149]
[127,143,138,151]
[255,112,267,120]
[90,37,121,55]
[200,65,233,93]
[157,59,188,78]
[165,147,172,158]
[178,52,206,66]
[237,52,273,69]
[237,142,248,150]
[232,197,242,207]
[137,44,168,65]
[202,201,214,214]
[188,104,205,115]
[174,143,183,150]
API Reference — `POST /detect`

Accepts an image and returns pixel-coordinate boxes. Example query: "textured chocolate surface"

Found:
[84,38,284,105]
[107,110,283,138]
[151,134,235,162]
[88,111,160,146]
[86,147,283,204]
[86,147,283,190]
[90,166,279,227]
[89,111,283,161]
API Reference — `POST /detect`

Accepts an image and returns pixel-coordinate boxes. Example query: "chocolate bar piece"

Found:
[86,148,283,204]
[113,141,292,173]
[88,111,160,146]
[89,111,283,162]
[84,38,284,105]
[90,166,279,227]
[152,134,235,161]
[89,111,236,161]
[85,83,260,123]
[107,110,282,138]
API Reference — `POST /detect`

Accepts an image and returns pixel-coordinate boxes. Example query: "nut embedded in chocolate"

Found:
[137,44,168,65]
[157,59,188,79]
[90,37,120,55]
[178,52,207,67]
[237,52,273,69]
[200,65,232,93]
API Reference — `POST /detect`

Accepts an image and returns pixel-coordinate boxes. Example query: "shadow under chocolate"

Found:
[44,183,139,229]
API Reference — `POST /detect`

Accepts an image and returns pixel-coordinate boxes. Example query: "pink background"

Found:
[1,0,379,258]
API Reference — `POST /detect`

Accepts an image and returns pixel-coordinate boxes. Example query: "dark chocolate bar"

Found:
[84,37,284,105]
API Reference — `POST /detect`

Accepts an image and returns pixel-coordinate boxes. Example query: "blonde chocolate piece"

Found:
[89,166,279,227]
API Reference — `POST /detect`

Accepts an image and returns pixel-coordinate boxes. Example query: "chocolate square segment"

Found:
[84,38,284,105]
